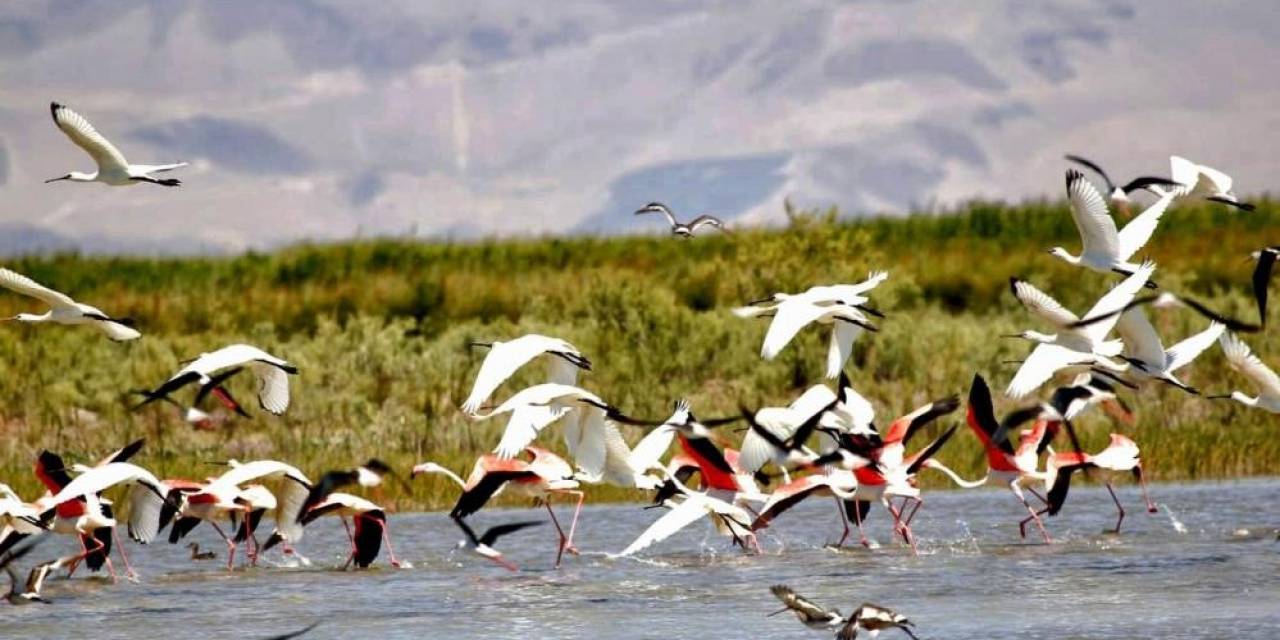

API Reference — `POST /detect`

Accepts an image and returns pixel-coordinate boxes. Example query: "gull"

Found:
[1113,307,1224,394]
[0,268,140,341]
[1169,155,1253,211]
[1064,154,1182,209]
[45,102,186,187]
[1004,262,1154,398]
[137,344,298,416]
[452,518,542,571]
[1212,332,1280,413]
[634,202,729,237]
[1049,169,1170,285]
[460,334,591,415]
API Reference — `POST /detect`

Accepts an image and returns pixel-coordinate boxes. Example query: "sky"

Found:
[0,1,1276,255]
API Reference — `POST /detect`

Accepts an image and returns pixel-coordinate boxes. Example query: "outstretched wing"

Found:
[1220,332,1280,397]
[0,268,76,308]
[1010,278,1079,327]
[1006,344,1085,399]
[1065,169,1120,261]
[615,498,708,556]
[51,102,129,172]
[1164,322,1225,372]
[1115,191,1174,261]
[1064,154,1115,194]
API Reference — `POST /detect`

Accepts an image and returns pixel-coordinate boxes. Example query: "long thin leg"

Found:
[852,500,871,548]
[1011,483,1051,543]
[340,517,356,569]
[885,499,917,555]
[209,521,237,571]
[902,497,923,527]
[833,496,851,547]
[558,489,584,556]
[545,500,569,568]
[1026,487,1049,505]
[1018,507,1050,538]
[110,526,139,581]
[1104,481,1125,534]
[1136,466,1157,513]
[377,518,401,568]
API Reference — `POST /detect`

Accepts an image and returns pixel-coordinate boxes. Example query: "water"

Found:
[6,479,1280,639]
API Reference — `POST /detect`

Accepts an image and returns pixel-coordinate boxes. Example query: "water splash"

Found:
[1160,504,1187,534]
[956,519,982,554]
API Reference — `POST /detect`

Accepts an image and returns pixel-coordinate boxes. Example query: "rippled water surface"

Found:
[6,479,1280,639]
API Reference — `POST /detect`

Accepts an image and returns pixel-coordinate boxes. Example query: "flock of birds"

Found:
[0,102,1275,639]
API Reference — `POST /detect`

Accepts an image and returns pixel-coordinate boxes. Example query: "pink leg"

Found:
[1136,466,1157,513]
[851,501,871,548]
[243,509,260,566]
[111,527,138,581]
[376,518,401,568]
[545,501,569,568]
[885,500,917,556]
[1019,507,1051,539]
[1011,485,1051,544]
[902,497,923,527]
[1105,482,1125,534]
[559,490,584,555]
[209,522,237,571]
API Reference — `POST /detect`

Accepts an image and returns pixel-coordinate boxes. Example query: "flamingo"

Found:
[1212,332,1280,413]
[38,461,171,581]
[1005,262,1154,398]
[45,102,186,187]
[0,268,140,341]
[634,202,729,237]
[460,334,591,415]
[1046,433,1156,533]
[294,493,403,569]
[412,447,584,568]
[470,383,620,473]
[137,344,298,417]
[1063,154,1182,210]
[168,460,312,570]
[1048,170,1172,284]
[1168,155,1253,211]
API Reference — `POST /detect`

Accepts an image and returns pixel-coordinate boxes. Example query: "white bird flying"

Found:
[138,344,298,416]
[45,103,186,187]
[471,383,620,474]
[1048,170,1172,285]
[1212,332,1280,413]
[737,299,878,378]
[1169,155,1253,211]
[460,334,591,415]
[1005,262,1155,398]
[634,202,729,237]
[0,268,140,341]
[1114,307,1224,394]
[612,469,757,557]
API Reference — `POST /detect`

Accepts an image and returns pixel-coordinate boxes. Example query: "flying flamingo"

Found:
[613,467,758,557]
[1046,433,1156,533]
[460,333,591,415]
[291,493,403,569]
[412,446,583,568]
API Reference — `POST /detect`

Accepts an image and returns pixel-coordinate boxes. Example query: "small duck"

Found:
[187,542,216,561]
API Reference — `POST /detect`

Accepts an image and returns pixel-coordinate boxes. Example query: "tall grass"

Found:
[1,196,1277,510]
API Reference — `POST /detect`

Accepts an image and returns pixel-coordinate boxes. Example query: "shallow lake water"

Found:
[5,478,1279,639]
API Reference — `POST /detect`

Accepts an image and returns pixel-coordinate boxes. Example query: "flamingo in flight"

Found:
[614,467,758,557]
[0,268,141,341]
[412,447,584,568]
[137,344,299,417]
[1046,433,1156,533]
[460,333,591,416]
[292,493,403,569]
[45,102,187,187]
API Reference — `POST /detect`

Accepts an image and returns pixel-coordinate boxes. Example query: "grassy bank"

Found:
[2,197,1278,510]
